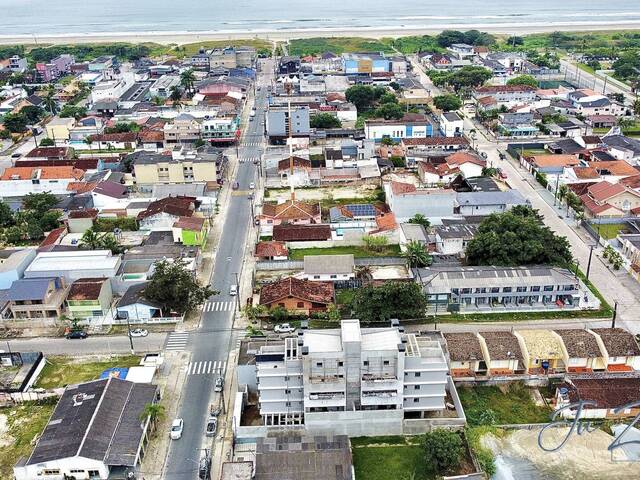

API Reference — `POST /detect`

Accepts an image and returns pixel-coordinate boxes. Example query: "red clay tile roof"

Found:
[390,181,417,195]
[138,196,196,221]
[621,174,640,189]
[138,130,165,142]
[572,167,600,180]
[528,155,580,168]
[277,157,312,172]
[67,181,99,194]
[272,224,331,242]
[259,277,334,306]
[1,166,84,181]
[578,194,621,216]
[374,212,397,232]
[446,151,486,167]
[38,227,67,250]
[591,328,640,356]
[588,161,638,177]
[261,200,320,222]
[25,147,70,158]
[444,332,484,362]
[173,216,205,231]
[68,208,98,219]
[560,377,640,410]
[553,329,602,358]
[587,181,626,202]
[255,241,288,258]
[67,278,107,300]
[478,96,497,107]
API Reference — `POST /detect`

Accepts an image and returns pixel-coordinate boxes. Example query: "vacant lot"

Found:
[35,355,140,389]
[289,245,401,260]
[353,444,433,480]
[592,222,629,240]
[0,402,55,479]
[458,383,551,426]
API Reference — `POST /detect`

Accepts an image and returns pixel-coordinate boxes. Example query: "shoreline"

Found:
[1,22,640,46]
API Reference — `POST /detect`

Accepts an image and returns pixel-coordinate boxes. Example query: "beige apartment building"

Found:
[163,113,202,146]
[133,151,217,186]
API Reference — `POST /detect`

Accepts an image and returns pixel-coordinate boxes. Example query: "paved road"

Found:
[163,59,273,480]
[2,332,167,355]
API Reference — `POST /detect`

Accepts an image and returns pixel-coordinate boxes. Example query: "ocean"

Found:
[1,0,640,37]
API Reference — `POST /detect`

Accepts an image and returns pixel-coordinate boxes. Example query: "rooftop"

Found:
[517,329,564,360]
[304,254,355,275]
[591,328,640,357]
[444,332,484,362]
[272,224,331,242]
[67,278,107,301]
[479,331,523,361]
[259,277,334,306]
[25,250,120,274]
[560,377,640,410]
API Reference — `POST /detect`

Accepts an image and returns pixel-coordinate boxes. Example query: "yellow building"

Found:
[45,117,76,142]
[133,151,218,186]
[514,329,566,374]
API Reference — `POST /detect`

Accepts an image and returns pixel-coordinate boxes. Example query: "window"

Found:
[543,285,554,292]
[285,389,290,394]
[330,274,337,279]
[413,398,420,403]
[414,385,420,390]
[70,470,85,474]
[531,286,540,292]
[490,287,500,293]
[297,302,304,308]
[313,275,320,279]
[316,362,323,367]
[516,286,527,292]
[461,288,472,294]
[415,372,421,377]
[338,361,343,367]
[503,287,512,293]
[43,470,61,475]
[363,361,369,366]
[383,360,389,366]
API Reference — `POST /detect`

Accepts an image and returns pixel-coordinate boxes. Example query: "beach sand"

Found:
[1,23,640,46]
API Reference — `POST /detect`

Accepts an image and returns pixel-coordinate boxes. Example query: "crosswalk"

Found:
[239,157,259,164]
[165,332,189,351]
[187,360,227,376]
[203,300,236,312]
[242,141,262,147]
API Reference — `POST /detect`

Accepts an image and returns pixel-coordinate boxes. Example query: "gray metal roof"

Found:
[400,223,428,243]
[304,255,355,275]
[456,190,527,207]
[27,377,157,467]
[8,278,57,301]
[435,223,478,240]
[117,282,161,309]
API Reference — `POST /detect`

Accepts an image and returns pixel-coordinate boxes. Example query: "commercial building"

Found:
[0,249,37,290]
[13,377,158,480]
[24,250,121,284]
[364,115,434,142]
[266,106,311,139]
[251,320,449,436]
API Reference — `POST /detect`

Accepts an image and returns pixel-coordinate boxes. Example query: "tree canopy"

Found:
[422,429,464,474]
[465,206,573,266]
[506,75,539,88]
[143,259,217,315]
[310,112,341,129]
[429,66,492,92]
[433,94,462,112]
[352,281,427,322]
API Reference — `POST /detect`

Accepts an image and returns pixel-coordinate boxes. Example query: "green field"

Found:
[353,445,433,480]
[35,355,141,389]
[0,402,55,479]
[593,222,630,240]
[458,383,552,427]
[288,245,401,260]
[288,37,394,56]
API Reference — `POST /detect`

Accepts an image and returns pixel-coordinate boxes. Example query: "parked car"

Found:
[170,418,184,440]
[65,330,88,340]
[232,182,239,190]
[11,153,21,159]
[274,323,295,334]
[205,417,218,437]
[497,168,508,180]
[214,376,224,392]
[130,328,148,337]
[229,284,237,296]
[249,182,255,189]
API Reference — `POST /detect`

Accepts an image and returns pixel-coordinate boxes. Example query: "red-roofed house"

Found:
[258,200,321,227]
[445,151,486,177]
[172,216,208,246]
[138,196,200,231]
[259,277,334,314]
[255,241,288,260]
[580,181,640,218]
[0,166,85,197]
[418,161,460,185]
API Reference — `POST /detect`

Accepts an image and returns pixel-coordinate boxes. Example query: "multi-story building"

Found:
[471,85,536,109]
[0,166,84,198]
[201,117,240,144]
[364,115,434,142]
[163,113,202,146]
[413,265,598,313]
[35,54,74,82]
[266,106,310,139]
[254,320,448,436]
[149,75,180,98]
[8,55,27,73]
[132,149,219,187]
[342,53,391,74]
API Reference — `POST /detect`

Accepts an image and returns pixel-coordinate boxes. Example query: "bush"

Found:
[422,429,464,474]
[93,216,138,232]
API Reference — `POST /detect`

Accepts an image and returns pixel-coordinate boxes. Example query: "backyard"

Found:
[458,383,552,427]
[35,355,140,389]
[0,401,55,479]
[592,222,629,240]
[288,245,401,260]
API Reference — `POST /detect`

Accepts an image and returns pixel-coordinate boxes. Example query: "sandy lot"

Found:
[484,427,640,480]
[267,184,377,203]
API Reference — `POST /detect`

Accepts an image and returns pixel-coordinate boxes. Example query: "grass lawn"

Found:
[0,402,55,479]
[288,37,394,56]
[289,245,401,260]
[352,445,433,480]
[593,222,629,240]
[35,355,140,389]
[336,288,357,306]
[458,383,551,427]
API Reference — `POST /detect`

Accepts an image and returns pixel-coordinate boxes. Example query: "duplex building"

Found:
[253,320,449,436]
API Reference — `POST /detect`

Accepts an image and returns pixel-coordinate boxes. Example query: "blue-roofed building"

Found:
[7,277,68,323]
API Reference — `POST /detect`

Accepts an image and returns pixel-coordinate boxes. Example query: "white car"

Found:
[229,284,238,296]
[170,418,183,440]
[274,323,295,334]
[130,328,148,337]
[249,182,255,189]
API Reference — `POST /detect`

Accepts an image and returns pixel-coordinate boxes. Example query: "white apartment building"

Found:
[254,320,448,436]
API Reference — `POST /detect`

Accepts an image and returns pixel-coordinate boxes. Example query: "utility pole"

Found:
[126,314,135,354]
[585,245,595,280]
[234,272,240,312]
[611,301,618,328]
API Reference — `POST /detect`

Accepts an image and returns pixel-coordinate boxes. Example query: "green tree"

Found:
[140,403,165,432]
[345,85,377,111]
[379,92,398,104]
[180,69,197,95]
[59,104,87,120]
[422,429,464,474]
[465,207,573,266]
[633,99,640,116]
[105,122,140,134]
[380,137,397,146]
[20,105,45,124]
[437,30,467,47]
[39,210,62,231]
[2,112,28,133]
[169,85,182,103]
[3,226,23,244]
[0,201,15,227]
[402,240,432,268]
[194,139,205,148]
[22,192,58,214]
[79,228,104,250]
[43,86,58,115]
[433,94,462,112]
[40,137,55,147]
[506,75,538,88]
[310,113,341,129]
[270,305,288,322]
[506,36,524,47]
[374,102,404,120]
[408,214,430,230]
[482,166,498,177]
[352,281,427,321]
[143,259,217,315]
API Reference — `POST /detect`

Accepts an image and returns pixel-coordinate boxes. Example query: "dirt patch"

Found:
[484,427,640,480]
[0,414,14,448]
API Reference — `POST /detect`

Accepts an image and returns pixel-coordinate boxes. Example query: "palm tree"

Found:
[169,85,182,104]
[79,229,104,250]
[180,69,196,96]
[557,184,569,206]
[84,137,93,158]
[402,241,432,268]
[408,213,430,230]
[43,86,58,115]
[140,402,165,432]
